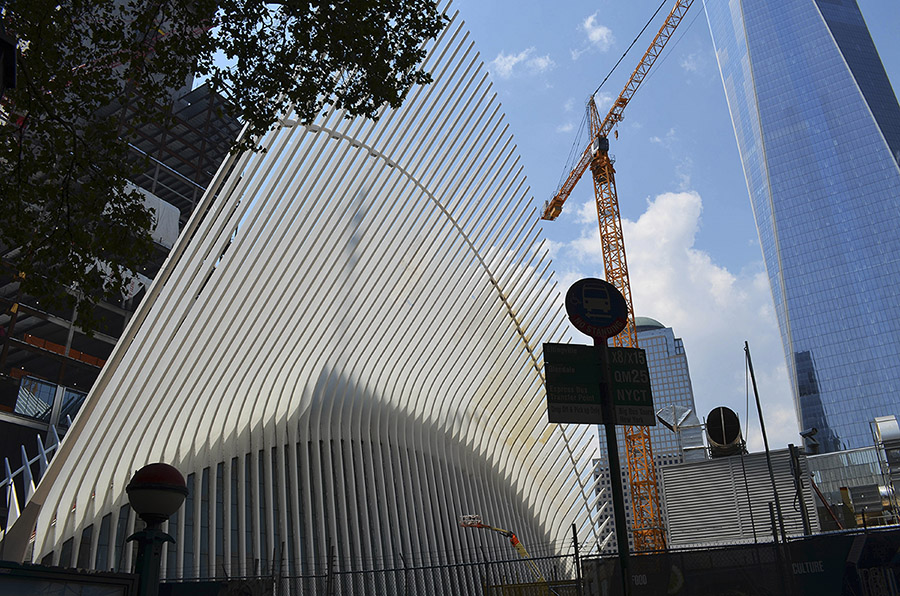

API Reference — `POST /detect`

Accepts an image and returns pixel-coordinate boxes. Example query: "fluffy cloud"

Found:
[571,12,615,60]
[548,190,798,452]
[489,47,555,79]
[583,12,615,51]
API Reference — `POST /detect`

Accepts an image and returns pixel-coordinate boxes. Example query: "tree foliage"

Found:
[1,0,445,330]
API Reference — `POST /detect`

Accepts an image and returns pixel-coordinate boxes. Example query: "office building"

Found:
[597,317,704,552]
[705,0,900,451]
[0,11,602,592]
[0,84,239,471]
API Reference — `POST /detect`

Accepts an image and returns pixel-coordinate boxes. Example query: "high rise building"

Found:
[0,85,238,476]
[597,317,704,552]
[0,84,239,469]
[705,0,900,452]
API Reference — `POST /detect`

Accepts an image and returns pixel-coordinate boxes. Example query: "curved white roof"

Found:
[4,6,604,577]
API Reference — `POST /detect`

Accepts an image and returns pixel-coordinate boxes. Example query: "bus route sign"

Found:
[543,343,655,426]
[608,347,655,426]
[543,342,604,424]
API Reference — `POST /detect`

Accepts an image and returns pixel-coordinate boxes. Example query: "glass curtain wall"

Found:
[704,0,900,451]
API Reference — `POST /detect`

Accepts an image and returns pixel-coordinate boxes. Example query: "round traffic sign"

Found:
[565,278,628,340]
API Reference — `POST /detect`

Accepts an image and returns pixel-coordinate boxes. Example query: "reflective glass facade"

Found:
[705,0,900,452]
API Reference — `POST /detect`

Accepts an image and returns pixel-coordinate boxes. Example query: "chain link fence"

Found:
[159,528,900,595]
[583,528,900,595]
[160,553,579,596]
[280,554,577,596]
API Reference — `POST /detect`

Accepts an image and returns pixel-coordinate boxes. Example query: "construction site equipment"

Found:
[541,0,694,552]
[459,514,546,583]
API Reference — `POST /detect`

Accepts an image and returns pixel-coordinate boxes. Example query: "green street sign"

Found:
[608,347,656,426]
[543,344,655,426]
[543,343,604,424]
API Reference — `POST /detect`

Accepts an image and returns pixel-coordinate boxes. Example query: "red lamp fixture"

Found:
[126,463,188,526]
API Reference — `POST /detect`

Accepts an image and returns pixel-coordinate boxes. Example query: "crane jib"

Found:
[541,0,694,222]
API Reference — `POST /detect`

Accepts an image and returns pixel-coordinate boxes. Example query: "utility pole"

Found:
[745,341,786,542]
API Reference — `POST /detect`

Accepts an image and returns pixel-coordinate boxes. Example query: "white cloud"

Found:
[571,12,615,60]
[556,122,575,133]
[650,128,677,148]
[489,47,555,79]
[575,198,597,225]
[564,98,577,113]
[549,190,797,452]
[528,54,554,73]
[593,92,615,114]
[680,52,700,73]
[582,12,615,51]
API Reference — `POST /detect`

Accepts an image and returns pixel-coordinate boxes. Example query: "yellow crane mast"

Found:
[542,0,693,553]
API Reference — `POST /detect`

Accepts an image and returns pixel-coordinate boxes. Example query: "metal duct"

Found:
[706,406,744,458]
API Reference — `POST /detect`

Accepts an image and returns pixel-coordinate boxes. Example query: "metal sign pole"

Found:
[550,277,653,596]
[596,336,631,596]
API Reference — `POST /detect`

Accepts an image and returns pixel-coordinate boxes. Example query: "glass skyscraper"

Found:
[705,0,900,452]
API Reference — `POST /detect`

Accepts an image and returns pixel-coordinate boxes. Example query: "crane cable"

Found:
[592,0,670,97]
[640,7,705,89]
[556,0,670,194]
[556,1,698,199]
[557,111,589,192]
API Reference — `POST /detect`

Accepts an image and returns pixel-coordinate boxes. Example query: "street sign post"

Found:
[543,344,654,426]
[548,277,655,596]
[565,278,628,339]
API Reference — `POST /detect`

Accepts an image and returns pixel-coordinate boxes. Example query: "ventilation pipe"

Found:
[706,406,746,458]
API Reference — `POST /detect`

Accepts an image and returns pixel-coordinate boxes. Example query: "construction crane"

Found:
[542,0,694,553]
[459,514,546,583]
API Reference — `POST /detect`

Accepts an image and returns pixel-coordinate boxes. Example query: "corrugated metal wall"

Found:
[661,449,819,546]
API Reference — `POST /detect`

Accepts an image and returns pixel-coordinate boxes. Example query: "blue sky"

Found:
[454,0,900,450]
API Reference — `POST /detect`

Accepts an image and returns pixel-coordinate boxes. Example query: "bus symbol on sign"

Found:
[583,285,611,316]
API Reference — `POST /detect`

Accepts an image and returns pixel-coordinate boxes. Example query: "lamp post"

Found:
[126,463,188,596]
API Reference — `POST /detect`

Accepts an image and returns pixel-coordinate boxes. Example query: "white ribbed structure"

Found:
[3,5,604,584]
